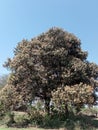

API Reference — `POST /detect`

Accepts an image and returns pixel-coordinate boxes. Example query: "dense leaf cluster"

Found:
[52,83,94,113]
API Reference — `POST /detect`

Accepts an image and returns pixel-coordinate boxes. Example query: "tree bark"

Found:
[44,98,50,114]
[65,104,69,118]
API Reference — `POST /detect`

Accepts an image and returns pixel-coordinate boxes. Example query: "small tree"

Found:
[4,27,98,114]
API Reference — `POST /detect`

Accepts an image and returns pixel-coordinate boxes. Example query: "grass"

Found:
[0,126,44,130]
[0,126,98,130]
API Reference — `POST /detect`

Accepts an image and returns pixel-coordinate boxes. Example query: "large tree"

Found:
[4,27,98,113]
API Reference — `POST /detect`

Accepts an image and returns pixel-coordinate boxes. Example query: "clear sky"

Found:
[0,0,98,75]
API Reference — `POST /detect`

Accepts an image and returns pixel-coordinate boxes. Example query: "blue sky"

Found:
[0,0,98,74]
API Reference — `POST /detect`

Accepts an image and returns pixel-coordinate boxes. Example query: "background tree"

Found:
[0,83,30,113]
[4,27,98,114]
[0,74,8,89]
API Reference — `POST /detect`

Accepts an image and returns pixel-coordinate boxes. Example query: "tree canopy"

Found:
[4,27,98,113]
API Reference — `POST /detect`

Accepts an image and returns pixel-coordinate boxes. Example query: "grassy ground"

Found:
[0,127,98,130]
[0,123,98,130]
[0,126,44,130]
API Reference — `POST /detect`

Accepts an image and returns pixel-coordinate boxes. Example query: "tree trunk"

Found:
[65,104,69,118]
[44,98,50,114]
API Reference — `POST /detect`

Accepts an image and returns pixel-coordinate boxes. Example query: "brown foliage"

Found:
[52,83,94,113]
[3,27,98,112]
[0,84,30,111]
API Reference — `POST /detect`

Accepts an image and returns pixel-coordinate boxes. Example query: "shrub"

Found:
[27,106,43,126]
[6,111,15,127]
[81,107,98,117]
[14,113,30,128]
[42,114,61,128]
